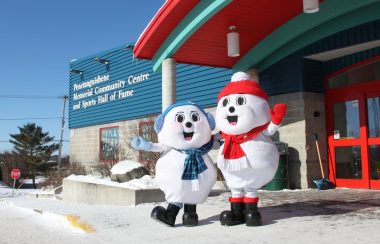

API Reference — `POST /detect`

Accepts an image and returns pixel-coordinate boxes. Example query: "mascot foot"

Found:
[220,201,245,226]
[245,202,262,226]
[182,204,198,227]
[151,204,180,227]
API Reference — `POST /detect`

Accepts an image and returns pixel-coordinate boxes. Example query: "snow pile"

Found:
[66,174,159,190]
[122,175,158,190]
[0,201,88,234]
[111,160,144,175]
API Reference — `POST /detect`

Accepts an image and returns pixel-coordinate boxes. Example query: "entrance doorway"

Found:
[326,57,380,189]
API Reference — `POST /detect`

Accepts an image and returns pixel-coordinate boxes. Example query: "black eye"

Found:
[175,114,184,123]
[237,96,246,106]
[222,98,229,107]
[191,113,200,122]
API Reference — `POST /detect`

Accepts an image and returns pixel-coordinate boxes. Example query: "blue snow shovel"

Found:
[312,133,335,190]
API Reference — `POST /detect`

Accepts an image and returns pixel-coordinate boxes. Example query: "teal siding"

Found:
[260,52,304,95]
[69,45,162,129]
[303,19,380,90]
[261,19,380,95]
[302,20,380,56]
[323,46,380,75]
[302,59,324,93]
[176,64,231,107]
[69,45,231,129]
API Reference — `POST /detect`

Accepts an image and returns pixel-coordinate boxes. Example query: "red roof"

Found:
[134,0,199,60]
[134,0,306,68]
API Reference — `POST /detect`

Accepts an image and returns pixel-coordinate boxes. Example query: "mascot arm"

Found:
[264,103,287,136]
[150,143,170,153]
[263,122,280,136]
[131,137,169,153]
[269,104,287,125]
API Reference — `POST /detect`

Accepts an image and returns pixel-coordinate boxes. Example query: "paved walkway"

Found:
[256,188,380,221]
[1,188,379,244]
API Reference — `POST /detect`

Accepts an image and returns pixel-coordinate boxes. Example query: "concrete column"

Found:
[246,68,260,82]
[162,58,176,111]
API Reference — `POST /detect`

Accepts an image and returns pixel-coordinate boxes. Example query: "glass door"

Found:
[326,81,380,189]
[327,92,369,189]
[326,57,380,189]
[367,92,380,189]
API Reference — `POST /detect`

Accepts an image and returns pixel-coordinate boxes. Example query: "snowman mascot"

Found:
[215,72,287,227]
[131,101,217,227]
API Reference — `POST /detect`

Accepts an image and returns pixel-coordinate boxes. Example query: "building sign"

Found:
[72,73,150,110]
[100,127,119,162]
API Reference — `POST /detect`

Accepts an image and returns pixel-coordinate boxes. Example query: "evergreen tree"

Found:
[9,123,59,189]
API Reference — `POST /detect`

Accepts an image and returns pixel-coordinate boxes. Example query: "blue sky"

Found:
[0,0,165,155]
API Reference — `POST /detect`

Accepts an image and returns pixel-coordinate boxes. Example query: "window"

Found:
[367,96,380,138]
[328,59,380,89]
[333,100,360,139]
[99,127,119,162]
[138,121,160,173]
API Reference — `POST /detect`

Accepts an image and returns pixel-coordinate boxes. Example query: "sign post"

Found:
[10,168,21,198]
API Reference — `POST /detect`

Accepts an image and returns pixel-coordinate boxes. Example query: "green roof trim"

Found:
[257,2,380,72]
[152,0,232,72]
[233,0,380,72]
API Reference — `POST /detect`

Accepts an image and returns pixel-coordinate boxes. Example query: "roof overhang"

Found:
[305,40,380,62]
[134,0,380,72]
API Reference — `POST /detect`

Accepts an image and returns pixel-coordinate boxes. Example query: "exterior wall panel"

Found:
[323,47,380,75]
[260,52,304,95]
[303,19,380,57]
[69,45,162,129]
[176,63,231,107]
[69,45,232,129]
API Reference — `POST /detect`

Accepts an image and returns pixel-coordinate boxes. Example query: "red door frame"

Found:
[325,55,380,189]
[367,91,380,189]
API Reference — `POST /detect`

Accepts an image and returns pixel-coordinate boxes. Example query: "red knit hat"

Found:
[217,72,268,102]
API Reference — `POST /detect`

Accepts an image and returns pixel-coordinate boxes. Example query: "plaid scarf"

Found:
[176,138,214,190]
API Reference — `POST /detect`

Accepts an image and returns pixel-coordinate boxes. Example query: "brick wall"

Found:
[70,116,156,170]
[269,92,326,189]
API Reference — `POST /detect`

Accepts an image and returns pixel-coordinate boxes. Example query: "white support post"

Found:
[247,68,260,82]
[161,58,176,111]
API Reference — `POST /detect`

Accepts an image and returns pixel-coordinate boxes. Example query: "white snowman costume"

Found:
[133,101,217,205]
[215,72,287,201]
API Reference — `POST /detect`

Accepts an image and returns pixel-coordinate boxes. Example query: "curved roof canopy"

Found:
[134,0,380,72]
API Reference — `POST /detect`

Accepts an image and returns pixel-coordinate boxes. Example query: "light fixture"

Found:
[95,57,109,65]
[70,69,83,75]
[125,44,134,49]
[227,26,240,57]
[303,0,319,13]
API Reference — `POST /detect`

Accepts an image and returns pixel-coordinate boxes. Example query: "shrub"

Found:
[90,161,117,177]
[38,161,87,189]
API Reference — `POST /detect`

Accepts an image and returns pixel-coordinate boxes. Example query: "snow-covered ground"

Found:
[1,181,380,244]
[66,174,159,190]
[0,180,40,198]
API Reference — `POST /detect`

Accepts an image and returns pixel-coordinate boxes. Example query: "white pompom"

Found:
[231,71,251,82]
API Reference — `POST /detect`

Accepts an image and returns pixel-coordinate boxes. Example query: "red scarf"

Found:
[220,122,269,159]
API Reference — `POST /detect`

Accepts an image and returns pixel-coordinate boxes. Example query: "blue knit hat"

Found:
[154,101,215,133]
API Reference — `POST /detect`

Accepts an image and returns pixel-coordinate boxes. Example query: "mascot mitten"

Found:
[131,101,217,227]
[215,72,287,227]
